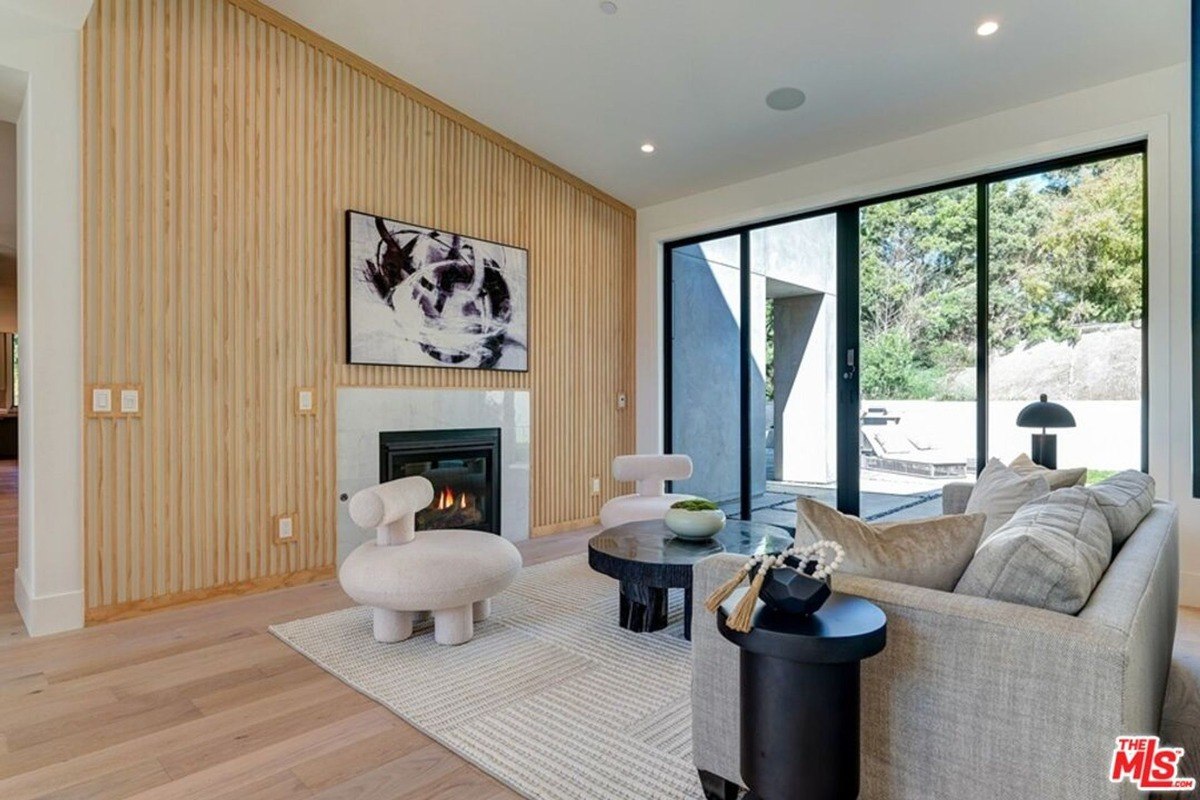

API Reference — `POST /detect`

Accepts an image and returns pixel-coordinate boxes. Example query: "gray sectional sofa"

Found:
[691,487,1179,800]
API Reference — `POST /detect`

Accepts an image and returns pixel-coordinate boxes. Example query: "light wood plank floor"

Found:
[0,459,597,799]
[0,459,1194,799]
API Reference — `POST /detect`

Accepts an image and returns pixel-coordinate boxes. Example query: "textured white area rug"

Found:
[269,553,704,800]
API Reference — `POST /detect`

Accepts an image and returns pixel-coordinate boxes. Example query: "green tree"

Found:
[853,154,1143,400]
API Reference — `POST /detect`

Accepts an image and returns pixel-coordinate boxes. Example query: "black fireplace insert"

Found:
[379,428,501,534]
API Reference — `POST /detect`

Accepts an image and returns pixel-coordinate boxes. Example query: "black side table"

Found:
[717,591,886,800]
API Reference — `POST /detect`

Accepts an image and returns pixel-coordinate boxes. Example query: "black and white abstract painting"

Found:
[346,210,528,371]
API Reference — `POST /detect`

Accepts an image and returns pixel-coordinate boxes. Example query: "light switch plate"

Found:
[119,386,141,416]
[590,476,601,496]
[274,513,298,544]
[296,387,316,416]
[87,386,114,417]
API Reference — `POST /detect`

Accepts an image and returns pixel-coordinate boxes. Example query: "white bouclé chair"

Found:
[598,454,697,529]
[339,476,522,646]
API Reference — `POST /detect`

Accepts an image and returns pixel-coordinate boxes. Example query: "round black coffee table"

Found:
[718,591,886,800]
[587,519,791,640]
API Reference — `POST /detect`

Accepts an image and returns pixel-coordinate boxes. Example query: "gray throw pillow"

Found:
[965,458,1051,535]
[955,488,1113,614]
[795,498,985,591]
[1086,470,1156,546]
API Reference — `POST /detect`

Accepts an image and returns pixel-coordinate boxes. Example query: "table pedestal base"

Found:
[618,581,667,632]
[741,651,861,800]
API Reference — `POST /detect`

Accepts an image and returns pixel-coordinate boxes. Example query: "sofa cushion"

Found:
[795,498,986,591]
[965,458,1051,535]
[1008,453,1088,489]
[1085,470,1155,547]
[955,488,1112,614]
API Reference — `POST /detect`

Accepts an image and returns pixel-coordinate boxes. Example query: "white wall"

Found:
[0,3,86,634]
[0,121,14,254]
[636,64,1198,604]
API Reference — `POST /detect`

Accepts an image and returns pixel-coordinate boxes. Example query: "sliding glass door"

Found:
[664,143,1147,528]
[750,214,839,525]
[986,153,1146,478]
[857,186,978,520]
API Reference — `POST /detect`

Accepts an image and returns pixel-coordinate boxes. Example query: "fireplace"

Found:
[380,428,501,534]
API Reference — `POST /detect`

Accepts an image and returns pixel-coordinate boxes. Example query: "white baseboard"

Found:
[1181,571,1200,609]
[13,568,84,636]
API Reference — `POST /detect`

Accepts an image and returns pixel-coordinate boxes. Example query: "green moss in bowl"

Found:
[670,498,720,512]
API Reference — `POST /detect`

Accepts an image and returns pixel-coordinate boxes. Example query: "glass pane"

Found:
[749,214,838,527]
[670,235,744,516]
[987,154,1144,477]
[859,186,978,520]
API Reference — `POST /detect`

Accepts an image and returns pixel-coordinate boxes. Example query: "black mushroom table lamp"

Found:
[1016,393,1076,469]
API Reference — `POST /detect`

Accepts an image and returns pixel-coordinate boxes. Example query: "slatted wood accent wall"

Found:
[81,0,637,619]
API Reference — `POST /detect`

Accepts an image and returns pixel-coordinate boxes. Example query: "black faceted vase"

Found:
[759,567,831,616]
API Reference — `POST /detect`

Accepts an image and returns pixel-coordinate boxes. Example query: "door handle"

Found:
[843,347,856,380]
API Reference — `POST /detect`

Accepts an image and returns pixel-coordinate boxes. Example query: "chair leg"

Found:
[433,605,474,645]
[472,598,491,622]
[698,769,740,800]
[373,608,413,643]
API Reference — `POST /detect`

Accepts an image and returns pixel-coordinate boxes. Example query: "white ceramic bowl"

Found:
[663,508,726,540]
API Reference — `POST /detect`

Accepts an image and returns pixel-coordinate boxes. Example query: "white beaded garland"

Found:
[765,540,846,581]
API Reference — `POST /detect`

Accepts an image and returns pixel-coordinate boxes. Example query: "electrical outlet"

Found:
[275,513,297,544]
[590,476,601,496]
[616,392,627,410]
[87,386,113,417]
[296,387,316,416]
[120,387,141,416]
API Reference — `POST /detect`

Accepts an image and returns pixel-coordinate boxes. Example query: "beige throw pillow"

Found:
[1009,453,1087,489]
[966,458,1051,535]
[955,488,1113,614]
[794,498,986,591]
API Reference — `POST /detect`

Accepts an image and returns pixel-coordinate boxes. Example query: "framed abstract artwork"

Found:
[345,210,529,371]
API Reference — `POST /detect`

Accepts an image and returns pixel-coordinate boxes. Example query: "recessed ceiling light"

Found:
[765,87,806,111]
[640,143,655,154]
[600,1,618,14]
[976,20,1000,36]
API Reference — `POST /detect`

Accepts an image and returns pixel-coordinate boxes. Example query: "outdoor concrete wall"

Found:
[758,214,839,484]
[774,293,837,483]
[670,240,767,503]
[750,215,838,294]
[670,246,738,502]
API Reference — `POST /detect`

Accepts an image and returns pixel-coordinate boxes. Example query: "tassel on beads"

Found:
[726,557,773,633]
[704,561,754,613]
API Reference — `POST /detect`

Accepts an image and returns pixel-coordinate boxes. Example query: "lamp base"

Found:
[1030,434,1057,469]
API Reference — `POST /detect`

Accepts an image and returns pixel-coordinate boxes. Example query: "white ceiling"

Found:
[264,0,1187,208]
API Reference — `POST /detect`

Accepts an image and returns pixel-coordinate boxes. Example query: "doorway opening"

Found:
[0,68,21,638]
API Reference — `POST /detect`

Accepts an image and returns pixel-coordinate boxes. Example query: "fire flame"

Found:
[435,486,470,510]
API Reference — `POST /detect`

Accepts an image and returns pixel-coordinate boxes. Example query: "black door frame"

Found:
[664,141,1149,517]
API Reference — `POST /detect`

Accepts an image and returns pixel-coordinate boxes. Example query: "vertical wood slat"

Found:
[81,0,637,618]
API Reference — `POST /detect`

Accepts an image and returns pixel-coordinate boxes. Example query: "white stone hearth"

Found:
[337,388,531,563]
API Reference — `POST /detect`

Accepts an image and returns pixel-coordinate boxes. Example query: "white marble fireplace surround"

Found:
[337,388,531,564]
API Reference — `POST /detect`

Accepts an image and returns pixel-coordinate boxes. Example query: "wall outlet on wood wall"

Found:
[274,513,298,544]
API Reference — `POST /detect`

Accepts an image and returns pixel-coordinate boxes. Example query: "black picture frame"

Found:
[345,209,529,372]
